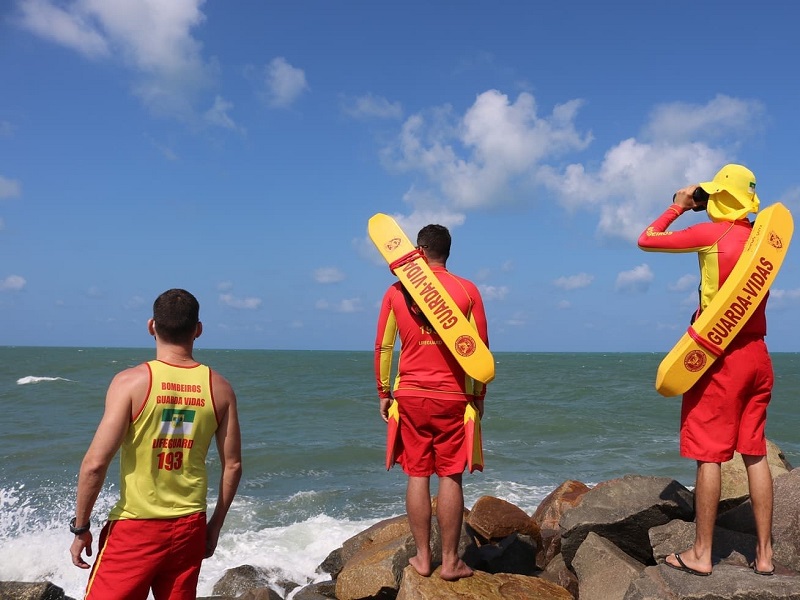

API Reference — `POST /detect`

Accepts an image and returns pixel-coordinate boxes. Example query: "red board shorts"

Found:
[681,337,773,463]
[396,396,467,477]
[85,511,206,600]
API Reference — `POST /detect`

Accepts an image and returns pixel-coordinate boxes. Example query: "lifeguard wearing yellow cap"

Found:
[698,164,760,223]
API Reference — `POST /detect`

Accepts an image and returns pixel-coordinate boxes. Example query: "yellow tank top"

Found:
[108,360,218,520]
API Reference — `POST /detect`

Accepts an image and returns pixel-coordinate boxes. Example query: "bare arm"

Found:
[70,366,144,568]
[205,370,242,558]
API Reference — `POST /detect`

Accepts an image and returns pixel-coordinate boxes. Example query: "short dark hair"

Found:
[153,289,200,344]
[417,224,451,261]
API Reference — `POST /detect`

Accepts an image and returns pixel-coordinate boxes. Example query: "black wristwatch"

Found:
[70,517,91,535]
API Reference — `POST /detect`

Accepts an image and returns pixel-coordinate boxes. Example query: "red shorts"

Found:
[396,396,467,477]
[681,337,773,462]
[85,512,206,600]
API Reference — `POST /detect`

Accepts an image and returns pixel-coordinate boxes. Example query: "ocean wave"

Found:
[16,376,72,385]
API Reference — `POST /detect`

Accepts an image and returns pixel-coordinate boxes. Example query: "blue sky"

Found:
[1,1,798,353]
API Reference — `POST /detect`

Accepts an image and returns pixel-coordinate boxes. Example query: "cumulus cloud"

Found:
[0,176,22,198]
[261,57,308,108]
[220,293,262,309]
[314,267,345,284]
[643,95,765,144]
[316,298,362,313]
[204,96,244,133]
[615,264,654,293]
[554,272,594,291]
[0,275,26,291]
[382,90,592,212]
[342,93,402,120]
[538,95,765,241]
[16,0,215,120]
[480,285,509,301]
[668,273,698,293]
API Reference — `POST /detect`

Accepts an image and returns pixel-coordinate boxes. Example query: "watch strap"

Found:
[70,517,90,535]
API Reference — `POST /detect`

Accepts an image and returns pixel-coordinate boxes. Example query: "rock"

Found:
[334,530,415,600]
[623,563,800,599]
[395,565,573,600]
[462,533,538,576]
[320,515,412,578]
[559,475,694,568]
[532,480,590,569]
[533,480,592,531]
[715,466,800,572]
[649,519,755,566]
[0,582,70,600]
[291,580,337,599]
[538,554,578,599]
[238,589,283,600]
[212,565,277,597]
[720,439,793,504]
[572,532,645,600]
[466,496,541,542]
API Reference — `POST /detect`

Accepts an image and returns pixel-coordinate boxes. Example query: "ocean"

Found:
[1,347,798,598]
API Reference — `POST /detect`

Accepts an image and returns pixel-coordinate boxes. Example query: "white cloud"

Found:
[17,0,110,58]
[342,93,402,120]
[0,275,26,291]
[382,90,592,211]
[314,267,345,284]
[204,95,244,132]
[615,264,654,293]
[262,57,308,108]
[557,300,571,310]
[553,272,594,291]
[219,293,262,309]
[537,94,765,242]
[124,295,146,310]
[315,298,363,313]
[17,0,213,119]
[335,298,362,313]
[480,285,509,301]
[643,95,764,144]
[668,273,698,293]
[0,176,22,199]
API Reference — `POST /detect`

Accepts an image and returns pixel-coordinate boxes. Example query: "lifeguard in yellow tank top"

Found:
[108,360,219,520]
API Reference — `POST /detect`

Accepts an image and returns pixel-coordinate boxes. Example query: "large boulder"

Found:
[716,467,800,572]
[334,530,415,600]
[320,515,412,578]
[560,475,694,568]
[720,439,792,504]
[212,565,291,598]
[0,582,70,600]
[532,480,590,569]
[538,554,578,599]
[291,580,337,599]
[648,519,754,566]
[395,566,573,600]
[572,532,645,600]
[623,563,800,599]
[466,496,541,541]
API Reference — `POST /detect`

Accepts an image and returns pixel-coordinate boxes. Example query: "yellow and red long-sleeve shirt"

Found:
[638,204,766,337]
[374,266,489,402]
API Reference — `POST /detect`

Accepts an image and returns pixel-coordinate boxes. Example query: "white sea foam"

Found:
[16,376,72,385]
[0,485,377,599]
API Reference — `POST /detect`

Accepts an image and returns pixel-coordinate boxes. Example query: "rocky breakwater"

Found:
[4,441,800,600]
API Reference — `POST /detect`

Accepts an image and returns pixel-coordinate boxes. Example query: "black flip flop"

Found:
[752,563,775,576]
[664,552,711,577]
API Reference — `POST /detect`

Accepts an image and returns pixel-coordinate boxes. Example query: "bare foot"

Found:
[665,550,712,576]
[409,554,432,577]
[439,559,473,581]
